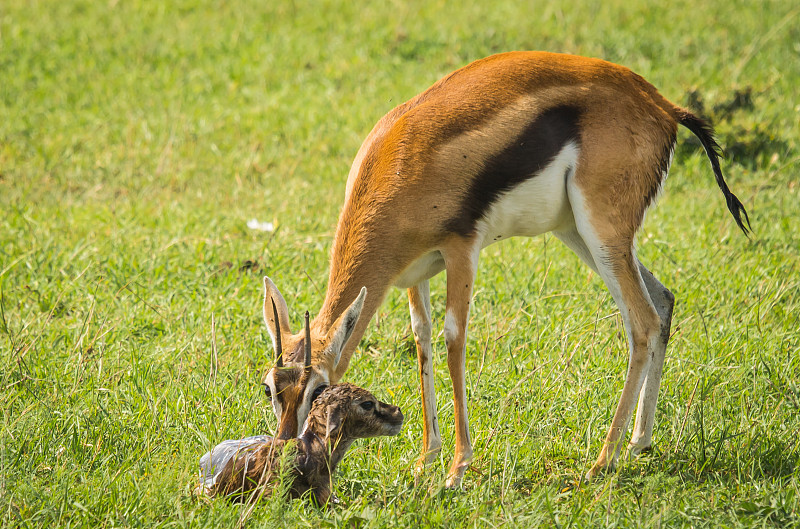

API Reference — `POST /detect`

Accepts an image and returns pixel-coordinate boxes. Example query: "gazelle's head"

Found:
[260,276,366,440]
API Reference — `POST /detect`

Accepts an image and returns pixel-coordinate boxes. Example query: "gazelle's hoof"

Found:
[626,442,653,459]
[585,461,616,481]
[413,447,441,487]
[444,475,463,489]
[444,461,470,489]
[414,448,441,475]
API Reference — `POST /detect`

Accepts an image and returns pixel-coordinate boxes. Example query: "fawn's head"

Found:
[305,383,404,445]
[260,277,367,440]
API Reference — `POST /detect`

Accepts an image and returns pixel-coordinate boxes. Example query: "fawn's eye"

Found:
[360,401,375,411]
[263,384,272,399]
[311,385,328,402]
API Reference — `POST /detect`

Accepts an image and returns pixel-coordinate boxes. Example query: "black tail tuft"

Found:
[678,110,752,236]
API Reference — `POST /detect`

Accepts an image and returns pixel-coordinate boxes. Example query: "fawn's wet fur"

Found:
[209,383,403,504]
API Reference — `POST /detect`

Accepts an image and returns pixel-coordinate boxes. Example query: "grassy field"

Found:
[2,0,799,527]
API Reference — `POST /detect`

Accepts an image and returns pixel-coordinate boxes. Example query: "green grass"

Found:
[2,0,799,527]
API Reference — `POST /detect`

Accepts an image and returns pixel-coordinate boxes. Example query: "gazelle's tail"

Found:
[676,109,751,236]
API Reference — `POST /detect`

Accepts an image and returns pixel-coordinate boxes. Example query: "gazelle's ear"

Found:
[263,276,292,355]
[324,287,366,370]
[324,404,345,445]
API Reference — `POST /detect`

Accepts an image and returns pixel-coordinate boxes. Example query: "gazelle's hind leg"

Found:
[558,227,675,464]
[553,234,675,460]
[562,186,663,479]
[408,280,442,474]
[628,265,674,456]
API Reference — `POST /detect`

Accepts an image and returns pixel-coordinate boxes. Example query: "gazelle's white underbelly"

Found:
[476,142,577,247]
[393,250,446,289]
[393,143,578,289]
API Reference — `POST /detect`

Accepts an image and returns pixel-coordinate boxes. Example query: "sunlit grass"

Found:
[1,0,799,527]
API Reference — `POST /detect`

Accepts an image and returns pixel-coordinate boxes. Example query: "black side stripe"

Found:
[444,105,582,236]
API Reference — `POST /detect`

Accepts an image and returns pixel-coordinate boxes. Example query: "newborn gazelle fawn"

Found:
[260,51,751,486]
[199,383,403,504]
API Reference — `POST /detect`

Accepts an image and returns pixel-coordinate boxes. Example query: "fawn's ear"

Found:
[324,287,366,371]
[263,276,292,357]
[324,405,346,445]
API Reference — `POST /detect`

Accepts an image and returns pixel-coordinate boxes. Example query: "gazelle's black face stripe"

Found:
[266,365,305,440]
[266,364,331,440]
[444,105,582,236]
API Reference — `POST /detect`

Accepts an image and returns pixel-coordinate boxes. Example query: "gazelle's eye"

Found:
[360,401,375,411]
[263,384,272,399]
[311,385,328,402]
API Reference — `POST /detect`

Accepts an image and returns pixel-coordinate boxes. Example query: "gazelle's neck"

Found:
[317,251,389,331]
[314,200,407,380]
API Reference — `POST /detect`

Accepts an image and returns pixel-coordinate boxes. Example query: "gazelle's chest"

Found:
[393,250,446,289]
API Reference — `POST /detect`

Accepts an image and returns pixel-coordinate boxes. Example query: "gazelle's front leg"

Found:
[442,240,480,488]
[408,281,441,474]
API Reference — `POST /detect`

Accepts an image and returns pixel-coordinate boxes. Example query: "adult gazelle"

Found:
[259,52,750,487]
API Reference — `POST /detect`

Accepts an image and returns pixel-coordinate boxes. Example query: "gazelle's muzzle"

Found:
[273,379,310,441]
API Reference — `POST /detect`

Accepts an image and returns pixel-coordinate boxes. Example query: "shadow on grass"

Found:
[676,87,792,170]
[627,436,797,484]
[608,445,799,526]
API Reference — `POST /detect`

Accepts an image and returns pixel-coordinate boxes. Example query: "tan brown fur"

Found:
[272,52,684,370]
[261,51,749,485]
[268,367,307,441]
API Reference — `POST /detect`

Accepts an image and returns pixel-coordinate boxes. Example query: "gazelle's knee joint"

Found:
[411,312,432,342]
[443,309,460,349]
